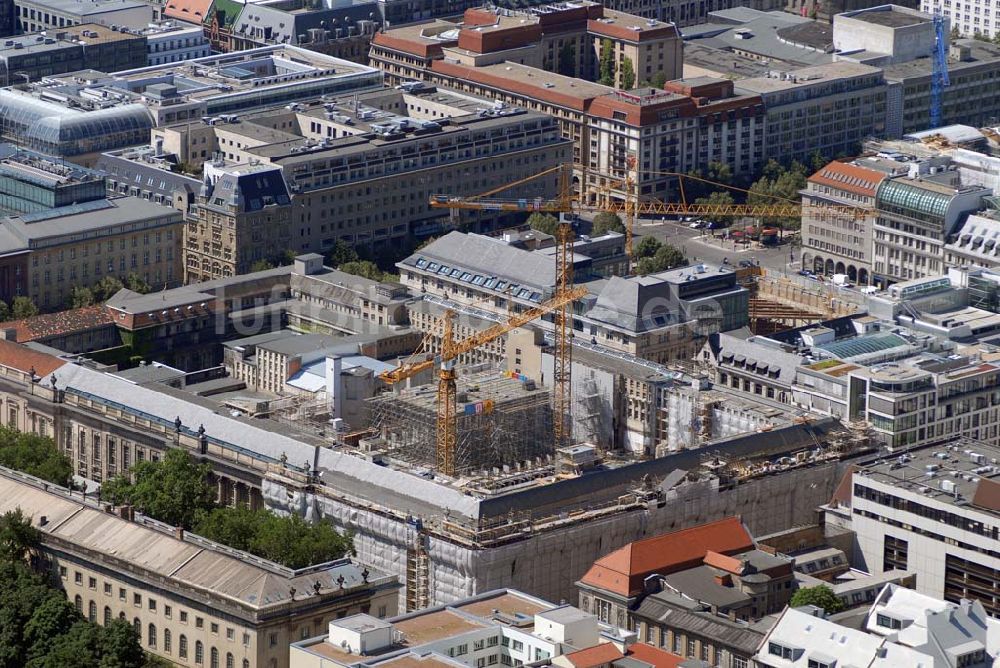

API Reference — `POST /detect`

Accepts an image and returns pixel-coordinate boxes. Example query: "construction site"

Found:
[368,369,554,475]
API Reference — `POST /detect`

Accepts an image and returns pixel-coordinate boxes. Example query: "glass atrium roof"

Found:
[877,179,951,219]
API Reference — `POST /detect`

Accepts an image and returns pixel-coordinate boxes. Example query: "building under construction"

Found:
[369,369,553,475]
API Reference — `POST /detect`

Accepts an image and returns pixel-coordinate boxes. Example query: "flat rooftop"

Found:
[857,440,1000,512]
[460,60,613,102]
[454,591,548,620]
[737,61,882,94]
[844,6,930,27]
[19,0,149,15]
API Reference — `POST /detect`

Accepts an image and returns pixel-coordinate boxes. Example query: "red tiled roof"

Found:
[703,550,744,575]
[563,644,624,668]
[807,160,885,198]
[972,477,1000,512]
[579,517,753,597]
[0,338,64,378]
[164,0,213,22]
[3,305,114,343]
[625,644,685,668]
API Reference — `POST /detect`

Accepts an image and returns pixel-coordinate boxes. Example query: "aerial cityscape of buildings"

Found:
[5,0,1000,665]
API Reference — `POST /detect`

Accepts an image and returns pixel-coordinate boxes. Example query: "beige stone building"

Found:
[0,466,399,668]
[187,163,293,282]
[0,196,183,311]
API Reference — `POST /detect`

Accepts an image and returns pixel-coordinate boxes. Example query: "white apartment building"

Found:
[756,583,1000,668]
[290,591,600,668]
[144,21,210,65]
[824,440,1000,619]
[922,0,995,38]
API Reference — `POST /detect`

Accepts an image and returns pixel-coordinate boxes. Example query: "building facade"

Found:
[872,175,988,286]
[0,464,400,668]
[801,160,887,285]
[13,0,152,32]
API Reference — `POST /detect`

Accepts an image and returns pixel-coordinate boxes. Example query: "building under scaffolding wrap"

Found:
[369,370,553,475]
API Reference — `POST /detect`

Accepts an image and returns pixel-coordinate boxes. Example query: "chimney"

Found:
[118,505,134,521]
[39,515,48,527]
[714,573,732,587]
[175,527,184,541]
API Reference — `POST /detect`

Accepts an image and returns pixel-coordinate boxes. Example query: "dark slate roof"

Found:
[94,152,199,201]
[203,164,291,214]
[235,1,379,44]
[706,329,804,385]
[635,591,764,652]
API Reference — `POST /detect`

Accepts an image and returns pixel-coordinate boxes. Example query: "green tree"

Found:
[557,43,576,76]
[599,38,615,86]
[68,286,95,310]
[93,276,125,302]
[635,236,661,259]
[789,585,845,614]
[124,273,150,294]
[10,297,38,320]
[649,71,668,89]
[193,506,353,569]
[326,240,360,267]
[0,509,39,564]
[636,244,685,274]
[339,261,385,282]
[101,449,214,529]
[694,191,735,226]
[620,56,636,90]
[808,150,829,174]
[527,212,560,236]
[250,259,275,273]
[591,212,625,236]
[0,428,72,488]
[0,300,10,322]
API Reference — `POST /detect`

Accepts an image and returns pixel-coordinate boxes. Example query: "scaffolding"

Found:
[369,369,554,476]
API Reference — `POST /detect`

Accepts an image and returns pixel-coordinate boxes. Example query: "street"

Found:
[634,217,799,276]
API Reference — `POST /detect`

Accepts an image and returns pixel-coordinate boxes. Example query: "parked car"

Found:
[797,269,812,277]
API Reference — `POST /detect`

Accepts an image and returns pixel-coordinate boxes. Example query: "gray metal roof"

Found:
[0,467,391,613]
[399,231,556,296]
[635,591,765,651]
[0,196,180,253]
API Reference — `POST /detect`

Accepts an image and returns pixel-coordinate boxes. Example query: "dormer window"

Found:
[768,642,795,660]
[875,613,902,630]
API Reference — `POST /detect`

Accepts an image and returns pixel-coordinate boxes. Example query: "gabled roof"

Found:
[164,0,214,23]
[622,644,685,668]
[562,643,624,668]
[2,305,113,342]
[0,338,65,377]
[579,517,753,597]
[808,160,885,198]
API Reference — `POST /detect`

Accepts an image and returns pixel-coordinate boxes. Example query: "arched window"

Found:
[164,629,172,654]
[211,647,219,668]
[74,595,82,612]
[148,623,157,648]
[243,660,250,668]
[226,653,234,668]
[133,618,140,636]
[88,600,96,622]
[119,611,126,620]
[179,634,188,659]
[195,640,204,664]
[103,606,111,626]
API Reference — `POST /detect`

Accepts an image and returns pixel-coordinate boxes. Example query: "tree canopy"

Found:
[636,243,685,275]
[591,212,625,236]
[0,427,72,488]
[527,212,560,236]
[339,260,391,282]
[748,159,808,229]
[104,450,354,568]
[193,506,354,569]
[789,585,845,614]
[635,236,661,259]
[101,449,215,529]
[599,39,615,86]
[620,56,635,90]
[693,191,736,226]
[10,297,38,320]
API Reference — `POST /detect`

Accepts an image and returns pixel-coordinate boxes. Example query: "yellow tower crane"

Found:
[431,163,872,268]
[379,285,588,477]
